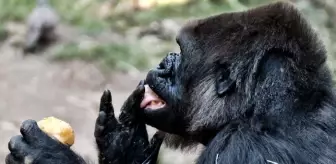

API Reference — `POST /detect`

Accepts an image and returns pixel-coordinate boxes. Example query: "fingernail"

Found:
[138,80,144,86]
[102,90,111,101]
[20,119,37,134]
[103,89,111,95]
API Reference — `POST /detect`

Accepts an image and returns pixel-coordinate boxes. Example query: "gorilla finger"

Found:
[8,135,30,160]
[138,80,145,87]
[20,119,50,144]
[95,111,119,137]
[8,135,24,152]
[118,112,134,126]
[142,132,164,164]
[147,131,165,153]
[94,125,104,139]
[99,90,115,116]
[5,154,21,164]
[121,84,145,112]
[96,111,107,126]
[150,131,165,146]
[118,112,129,123]
[133,83,145,96]
[98,92,118,125]
[118,83,146,124]
[94,112,106,137]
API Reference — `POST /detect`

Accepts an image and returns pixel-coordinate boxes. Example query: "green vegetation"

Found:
[53,42,151,72]
[1,0,336,75]
[0,0,35,22]
[0,25,8,41]
[0,0,257,34]
[0,0,108,32]
[0,0,251,71]
[107,1,234,31]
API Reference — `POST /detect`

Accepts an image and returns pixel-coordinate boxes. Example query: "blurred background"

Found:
[0,0,335,163]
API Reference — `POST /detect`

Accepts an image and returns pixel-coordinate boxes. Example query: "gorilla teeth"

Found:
[150,100,163,106]
[148,100,165,109]
[140,85,166,109]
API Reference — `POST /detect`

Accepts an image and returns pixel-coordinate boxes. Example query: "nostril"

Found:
[155,52,181,77]
[168,52,178,56]
[158,62,166,69]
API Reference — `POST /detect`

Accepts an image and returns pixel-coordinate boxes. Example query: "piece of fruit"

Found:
[37,117,75,146]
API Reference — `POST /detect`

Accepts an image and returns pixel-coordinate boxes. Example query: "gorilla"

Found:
[6,1,336,164]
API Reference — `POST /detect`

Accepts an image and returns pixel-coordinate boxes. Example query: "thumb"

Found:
[120,81,145,114]
[119,82,145,125]
[20,119,52,144]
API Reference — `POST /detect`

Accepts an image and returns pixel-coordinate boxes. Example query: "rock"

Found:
[24,0,59,53]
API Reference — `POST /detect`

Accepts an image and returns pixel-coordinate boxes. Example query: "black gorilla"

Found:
[6,1,336,164]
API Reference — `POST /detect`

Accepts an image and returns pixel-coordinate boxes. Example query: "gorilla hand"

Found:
[6,120,85,164]
[95,81,164,164]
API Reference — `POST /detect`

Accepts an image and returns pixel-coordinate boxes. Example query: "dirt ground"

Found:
[0,35,200,163]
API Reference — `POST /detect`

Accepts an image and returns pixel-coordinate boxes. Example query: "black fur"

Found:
[144,1,336,164]
[6,1,336,164]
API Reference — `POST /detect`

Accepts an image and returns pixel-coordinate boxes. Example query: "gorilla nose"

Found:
[155,52,180,76]
[168,52,179,56]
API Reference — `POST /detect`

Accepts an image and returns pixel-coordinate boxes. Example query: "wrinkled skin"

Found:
[6,81,164,164]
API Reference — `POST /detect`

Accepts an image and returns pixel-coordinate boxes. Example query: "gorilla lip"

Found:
[140,85,166,110]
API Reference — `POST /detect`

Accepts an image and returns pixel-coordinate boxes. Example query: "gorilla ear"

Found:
[215,64,235,96]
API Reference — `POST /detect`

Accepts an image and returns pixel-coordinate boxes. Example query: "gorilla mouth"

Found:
[140,85,166,110]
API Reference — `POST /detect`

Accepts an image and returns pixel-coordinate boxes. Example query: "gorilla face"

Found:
[141,18,265,144]
[141,26,235,143]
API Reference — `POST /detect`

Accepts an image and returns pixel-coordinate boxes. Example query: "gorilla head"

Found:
[141,1,333,149]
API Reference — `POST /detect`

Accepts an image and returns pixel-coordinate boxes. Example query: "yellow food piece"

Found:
[37,117,75,146]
